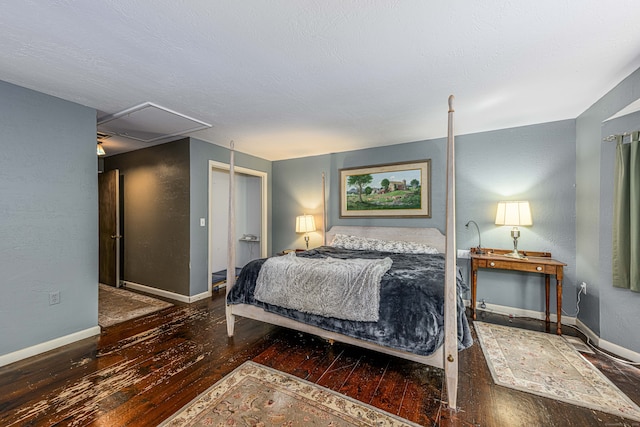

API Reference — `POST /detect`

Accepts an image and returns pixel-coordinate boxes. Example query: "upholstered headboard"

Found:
[326,226,446,253]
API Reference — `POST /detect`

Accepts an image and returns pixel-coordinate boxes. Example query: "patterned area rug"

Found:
[98,284,173,327]
[160,361,420,426]
[474,321,640,422]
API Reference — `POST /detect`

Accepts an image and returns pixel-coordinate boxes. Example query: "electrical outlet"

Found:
[457,249,470,259]
[580,282,587,295]
[49,291,60,305]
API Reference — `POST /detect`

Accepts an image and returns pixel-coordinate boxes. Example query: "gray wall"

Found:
[0,80,98,356]
[273,119,577,316]
[272,153,333,252]
[272,139,449,251]
[456,120,576,312]
[577,66,640,353]
[105,139,191,295]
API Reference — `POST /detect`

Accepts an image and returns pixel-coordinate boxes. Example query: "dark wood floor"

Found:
[1,290,639,426]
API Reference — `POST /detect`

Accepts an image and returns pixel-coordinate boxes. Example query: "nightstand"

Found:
[470,248,566,334]
[277,249,305,256]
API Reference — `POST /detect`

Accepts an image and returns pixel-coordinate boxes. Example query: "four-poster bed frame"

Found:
[224,96,460,409]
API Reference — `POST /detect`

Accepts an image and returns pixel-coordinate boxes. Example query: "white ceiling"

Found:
[2,1,640,161]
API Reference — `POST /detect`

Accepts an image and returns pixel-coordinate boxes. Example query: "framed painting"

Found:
[339,159,431,218]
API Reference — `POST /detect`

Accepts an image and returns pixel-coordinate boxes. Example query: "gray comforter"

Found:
[227,246,473,356]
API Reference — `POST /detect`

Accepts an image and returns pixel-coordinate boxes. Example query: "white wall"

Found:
[211,167,230,273]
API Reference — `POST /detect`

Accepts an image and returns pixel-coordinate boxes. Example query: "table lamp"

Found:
[495,201,532,259]
[295,214,316,249]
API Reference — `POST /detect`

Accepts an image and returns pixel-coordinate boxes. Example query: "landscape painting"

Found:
[339,160,430,218]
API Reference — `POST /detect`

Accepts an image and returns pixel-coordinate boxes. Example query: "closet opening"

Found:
[208,161,267,293]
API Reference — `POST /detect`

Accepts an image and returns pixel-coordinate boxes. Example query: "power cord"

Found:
[561,287,583,317]
[477,286,584,321]
[585,338,640,366]
[475,294,640,368]
[561,287,640,367]
[475,305,522,322]
[561,323,640,367]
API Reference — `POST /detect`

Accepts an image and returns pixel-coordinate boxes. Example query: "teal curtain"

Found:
[613,131,640,292]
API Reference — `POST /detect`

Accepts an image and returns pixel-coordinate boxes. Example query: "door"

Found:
[99,169,121,287]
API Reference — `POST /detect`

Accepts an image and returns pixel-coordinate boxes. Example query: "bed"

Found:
[224,96,466,409]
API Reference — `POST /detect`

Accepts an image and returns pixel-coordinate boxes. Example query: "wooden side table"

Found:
[470,248,566,334]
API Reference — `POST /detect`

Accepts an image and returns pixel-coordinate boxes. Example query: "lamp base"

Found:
[504,229,527,259]
[503,249,527,260]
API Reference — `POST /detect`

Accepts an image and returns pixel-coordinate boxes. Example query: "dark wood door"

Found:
[98,169,120,287]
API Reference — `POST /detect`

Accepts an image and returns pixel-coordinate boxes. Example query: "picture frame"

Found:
[339,159,431,218]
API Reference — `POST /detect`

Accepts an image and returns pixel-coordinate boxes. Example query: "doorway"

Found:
[208,161,267,293]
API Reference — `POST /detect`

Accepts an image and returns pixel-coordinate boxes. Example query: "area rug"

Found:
[159,361,420,426]
[474,321,640,422]
[98,284,173,327]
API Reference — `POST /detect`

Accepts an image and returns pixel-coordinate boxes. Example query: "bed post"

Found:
[322,172,327,245]
[226,141,236,337]
[444,95,458,410]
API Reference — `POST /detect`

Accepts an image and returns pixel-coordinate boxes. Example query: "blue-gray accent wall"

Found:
[273,119,577,318]
[577,67,640,353]
[0,80,98,356]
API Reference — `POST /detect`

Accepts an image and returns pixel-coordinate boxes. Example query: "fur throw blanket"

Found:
[253,253,393,321]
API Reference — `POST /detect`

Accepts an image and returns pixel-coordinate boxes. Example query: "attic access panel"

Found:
[97,102,212,143]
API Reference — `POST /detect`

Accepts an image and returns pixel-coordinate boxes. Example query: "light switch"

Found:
[200,218,206,227]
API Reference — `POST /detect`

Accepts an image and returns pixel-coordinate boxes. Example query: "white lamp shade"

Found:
[295,214,316,233]
[97,142,106,156]
[495,201,532,226]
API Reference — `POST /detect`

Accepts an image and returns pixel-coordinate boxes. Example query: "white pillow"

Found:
[330,234,439,254]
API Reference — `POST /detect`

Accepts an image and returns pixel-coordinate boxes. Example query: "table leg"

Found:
[545,274,550,324]
[556,277,563,335]
[471,266,477,320]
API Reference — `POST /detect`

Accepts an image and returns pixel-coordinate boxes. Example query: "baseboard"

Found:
[122,281,210,303]
[464,299,576,325]
[465,300,640,362]
[575,318,600,346]
[575,319,640,363]
[0,326,101,368]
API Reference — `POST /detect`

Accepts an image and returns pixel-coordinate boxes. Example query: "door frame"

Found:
[207,160,267,294]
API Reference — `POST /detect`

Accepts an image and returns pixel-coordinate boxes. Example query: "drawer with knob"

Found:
[484,260,554,274]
